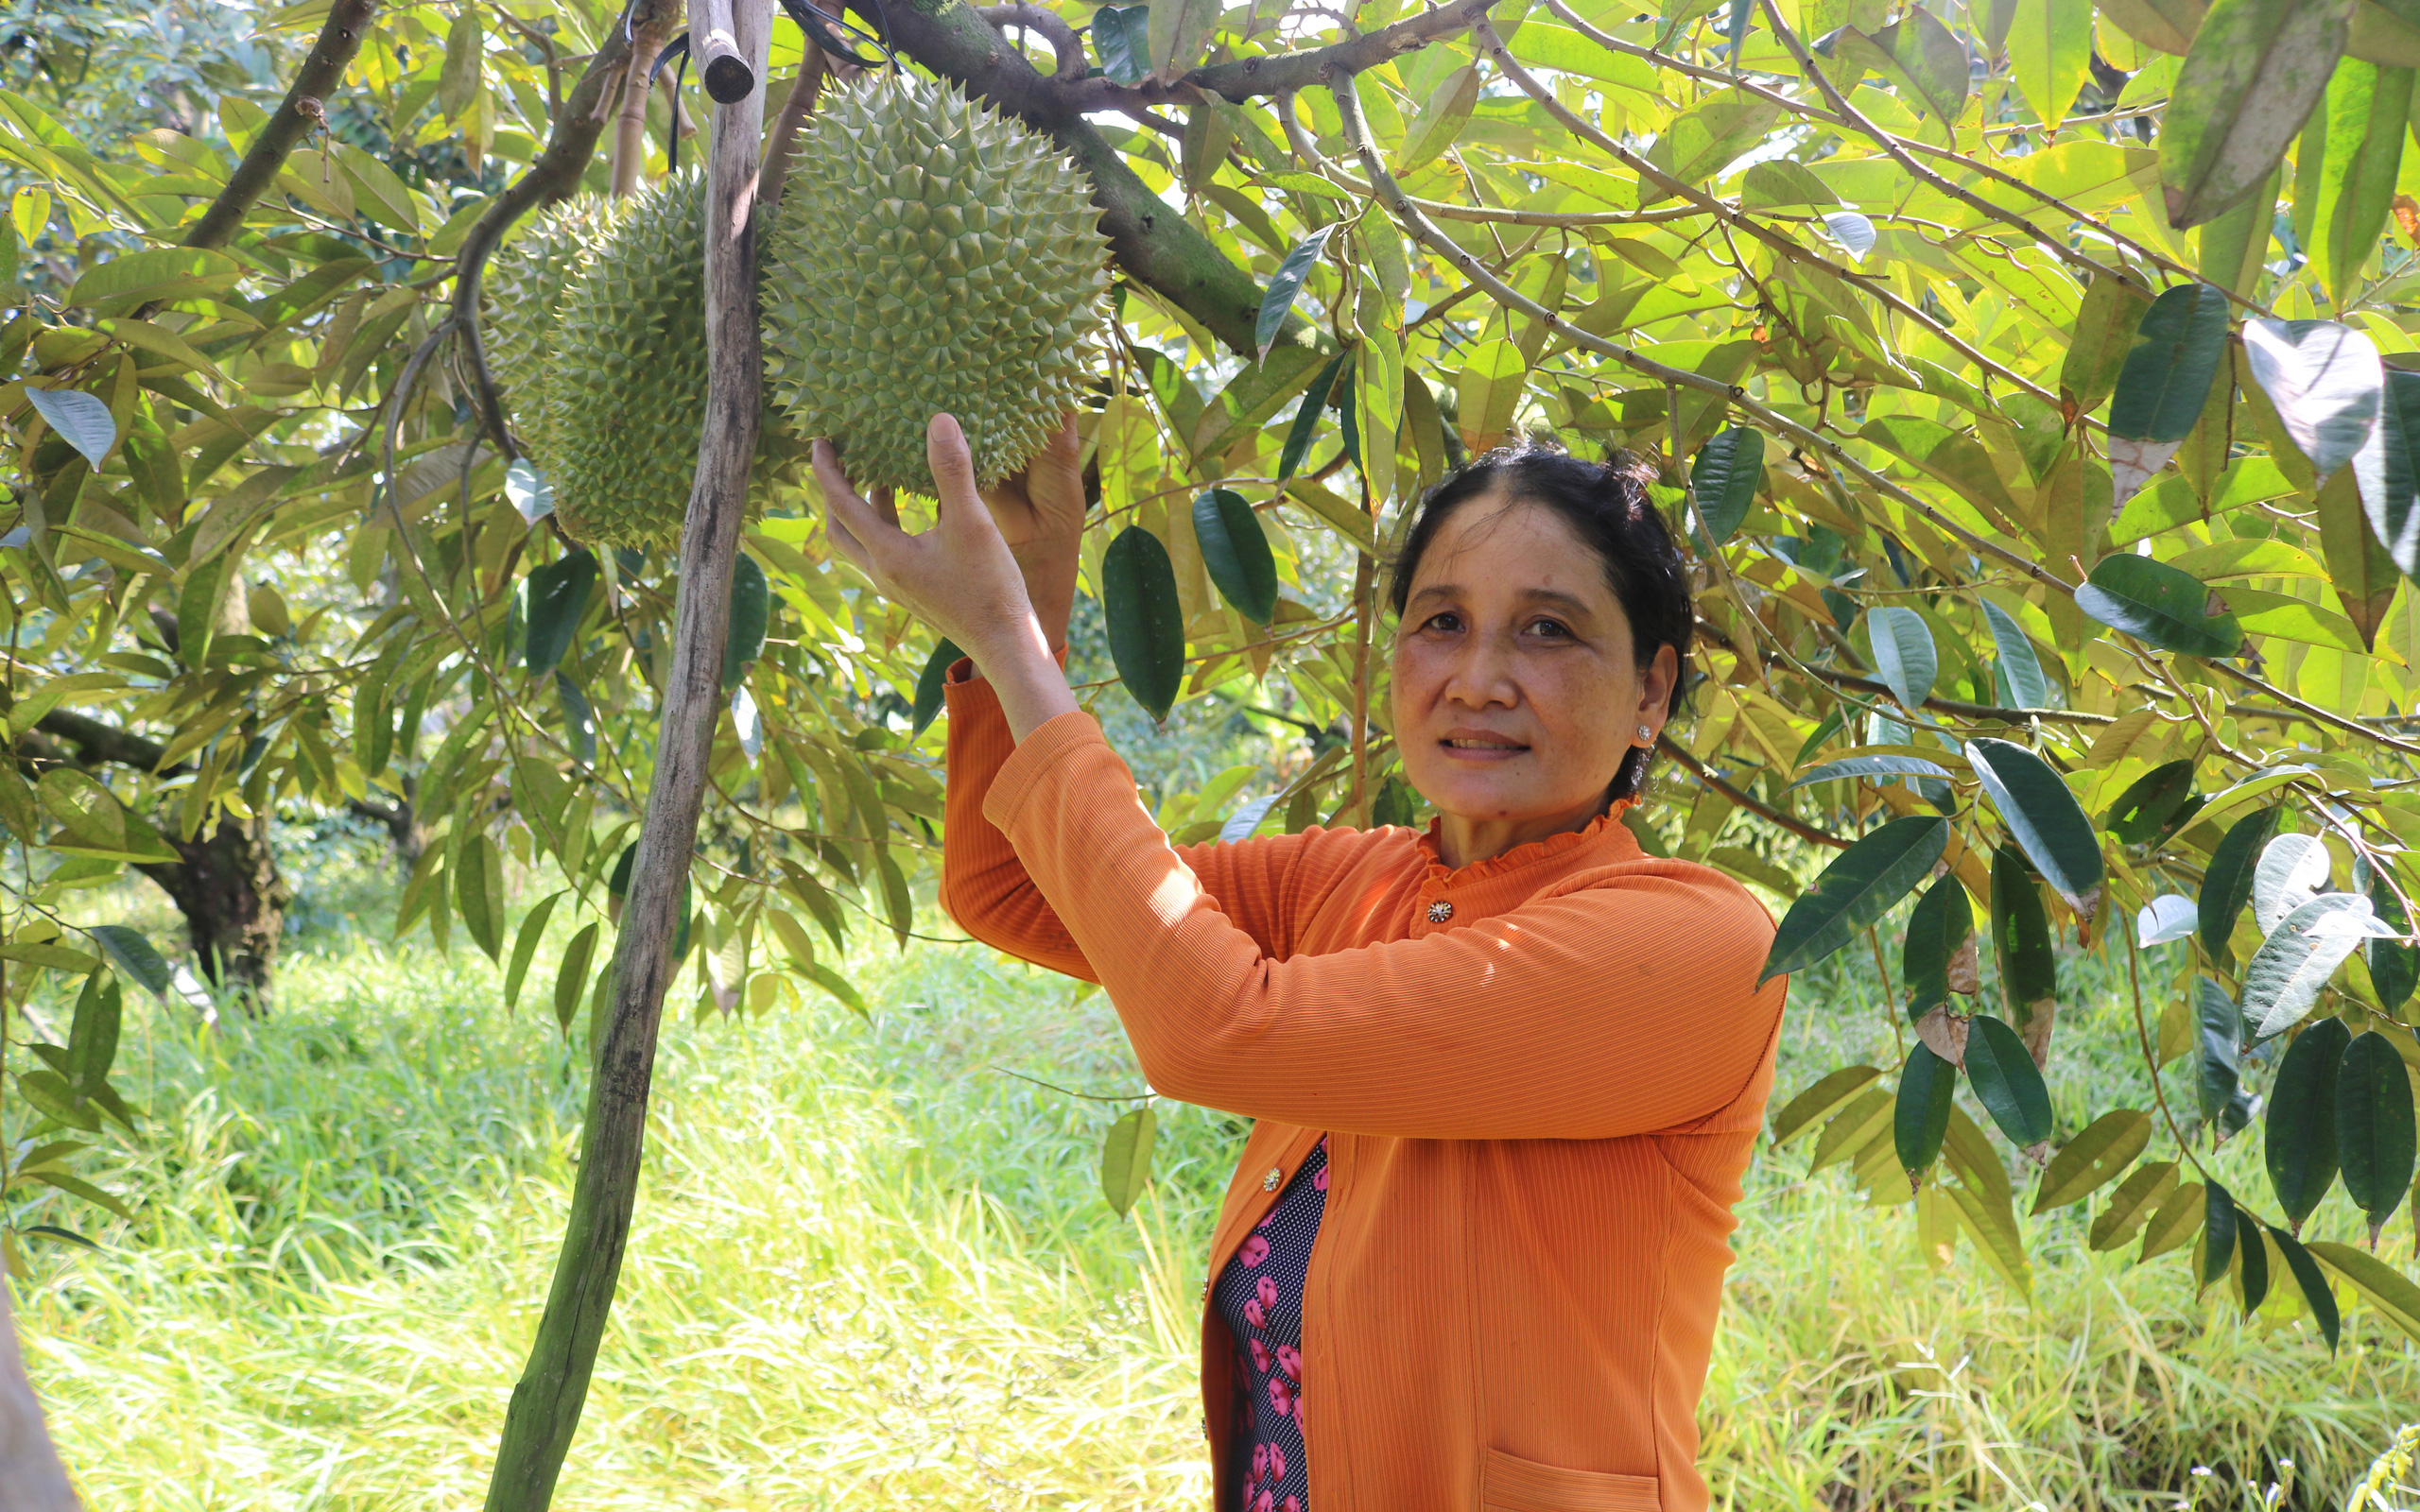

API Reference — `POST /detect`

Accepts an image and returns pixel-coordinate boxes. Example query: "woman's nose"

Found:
[1441,634,1518,708]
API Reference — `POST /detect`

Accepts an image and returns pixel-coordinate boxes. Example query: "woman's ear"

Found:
[1637,644,1681,728]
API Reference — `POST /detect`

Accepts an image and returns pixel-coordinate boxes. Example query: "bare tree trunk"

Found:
[481,0,767,1503]
[0,1280,80,1512]
[134,810,288,1007]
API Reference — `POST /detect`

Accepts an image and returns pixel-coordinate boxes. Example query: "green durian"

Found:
[763,71,1112,498]
[482,194,624,461]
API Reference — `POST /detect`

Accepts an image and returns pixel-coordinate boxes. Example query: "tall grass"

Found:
[9,876,2417,1508]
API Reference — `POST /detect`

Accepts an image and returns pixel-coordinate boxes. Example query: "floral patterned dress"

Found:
[1210,1134,1329,1512]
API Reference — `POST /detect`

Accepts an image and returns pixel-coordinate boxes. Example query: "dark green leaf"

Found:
[2269,1224,2342,1350]
[1256,227,1336,363]
[24,387,116,470]
[1965,1014,2054,1147]
[724,553,769,693]
[1690,426,1764,546]
[2200,806,2283,957]
[525,549,596,678]
[1867,606,1937,712]
[64,971,120,1095]
[2244,893,2380,1038]
[1100,1105,1158,1216]
[2202,1176,2238,1285]
[2075,554,2245,657]
[808,963,869,1019]
[2103,759,2198,844]
[1278,353,1348,480]
[2339,1030,2417,1235]
[554,920,600,1035]
[456,831,506,963]
[86,923,170,998]
[910,639,962,739]
[505,890,563,1014]
[1893,1041,1956,1179]
[1982,600,2051,710]
[2268,1015,2347,1228]
[1102,525,1187,722]
[2363,868,2416,1014]
[1965,738,2104,918]
[1991,846,2059,1055]
[1760,816,1949,982]
[1902,874,1973,1019]
[1091,6,1150,82]
[2236,1206,2270,1313]
[16,1069,98,1132]
[2366,367,2420,577]
[2195,976,2243,1122]
[2108,283,2233,441]
[1194,489,1280,625]
[62,247,243,309]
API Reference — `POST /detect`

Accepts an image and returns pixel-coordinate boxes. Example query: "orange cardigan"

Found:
[942,671,1787,1512]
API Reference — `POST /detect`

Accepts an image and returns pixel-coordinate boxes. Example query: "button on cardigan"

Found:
[941,669,1788,1512]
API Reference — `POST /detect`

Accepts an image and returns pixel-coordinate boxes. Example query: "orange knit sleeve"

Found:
[982,712,1787,1141]
[938,667,1383,982]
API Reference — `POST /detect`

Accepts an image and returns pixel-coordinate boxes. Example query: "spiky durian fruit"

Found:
[763,72,1112,498]
[482,195,624,460]
[541,171,717,549]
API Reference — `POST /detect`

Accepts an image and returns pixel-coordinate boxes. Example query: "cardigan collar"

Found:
[1414,798,1643,891]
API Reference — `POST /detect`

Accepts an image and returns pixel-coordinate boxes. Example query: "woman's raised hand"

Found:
[813,413,1082,740]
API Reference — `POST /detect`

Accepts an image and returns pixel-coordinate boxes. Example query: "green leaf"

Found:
[455,831,507,963]
[504,890,563,1014]
[2339,1030,2418,1236]
[1099,1105,1158,1217]
[2253,832,2331,935]
[1902,874,1973,1020]
[1256,227,1336,364]
[2267,1015,2348,1228]
[1759,816,1949,982]
[2201,1177,2238,1285]
[2060,272,2154,416]
[2308,58,2411,306]
[1641,88,1785,198]
[1091,6,1150,83]
[2075,553,2245,658]
[331,143,423,232]
[2091,1159,2181,1250]
[876,846,913,949]
[1965,1014,2055,1147]
[2009,0,2095,130]
[1982,601,2051,710]
[62,247,243,309]
[723,554,769,693]
[23,387,116,470]
[2033,1108,2152,1212]
[1147,0,1217,80]
[1740,160,1841,209]
[808,963,869,1019]
[2103,759,2197,844]
[2243,893,2380,1038]
[2104,282,2233,505]
[2308,1238,2420,1344]
[64,971,120,1095]
[1277,353,1348,480]
[86,924,170,998]
[2195,976,2244,1122]
[440,9,483,118]
[15,1069,98,1132]
[910,638,962,739]
[1399,64,1481,174]
[508,460,554,523]
[524,549,596,679]
[2363,367,2420,577]
[1964,738,2104,918]
[2140,1178,2207,1260]
[2236,1204,2271,1313]
[1866,606,1937,712]
[1772,1064,1884,1146]
[2241,321,2386,479]
[1102,525,1186,722]
[1193,489,1279,625]
[1789,754,1954,788]
[1456,339,1526,455]
[1893,1041,1957,1179]
[1991,846,2059,1057]
[2316,470,2399,650]
[554,920,600,1035]
[1690,426,1764,547]
[2200,805,2282,957]
[2159,0,2352,228]
[2270,1224,2342,1349]
[26,1169,133,1222]
[2363,867,2416,1014]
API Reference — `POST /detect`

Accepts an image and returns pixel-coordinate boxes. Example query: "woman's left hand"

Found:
[814,414,1080,739]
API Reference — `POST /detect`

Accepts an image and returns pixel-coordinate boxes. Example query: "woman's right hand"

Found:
[977,413,1084,652]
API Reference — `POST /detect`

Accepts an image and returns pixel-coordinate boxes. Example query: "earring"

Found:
[1637,724,1654,744]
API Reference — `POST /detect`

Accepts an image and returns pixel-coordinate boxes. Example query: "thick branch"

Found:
[1189,0,1497,100]
[977,3,1086,78]
[481,0,769,1503]
[758,45,830,214]
[33,709,186,773]
[181,0,377,251]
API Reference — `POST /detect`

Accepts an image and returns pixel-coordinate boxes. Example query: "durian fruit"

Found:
[541,171,716,549]
[481,195,625,460]
[763,72,1112,498]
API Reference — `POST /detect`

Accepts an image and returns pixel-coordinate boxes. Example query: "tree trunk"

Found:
[135,810,288,1006]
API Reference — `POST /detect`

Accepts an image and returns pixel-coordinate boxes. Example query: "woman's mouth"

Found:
[1441,731,1528,755]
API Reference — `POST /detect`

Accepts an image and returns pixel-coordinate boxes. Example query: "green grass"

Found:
[9,871,2419,1509]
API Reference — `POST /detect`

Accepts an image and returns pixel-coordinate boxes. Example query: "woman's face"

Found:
[1390,492,1680,850]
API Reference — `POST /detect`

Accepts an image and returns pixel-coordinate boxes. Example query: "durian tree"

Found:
[7,0,2420,1498]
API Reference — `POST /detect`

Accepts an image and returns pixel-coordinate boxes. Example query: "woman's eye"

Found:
[1422,611,1463,634]
[1528,618,1571,639]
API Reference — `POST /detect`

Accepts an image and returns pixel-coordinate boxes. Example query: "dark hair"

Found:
[1387,443,1693,802]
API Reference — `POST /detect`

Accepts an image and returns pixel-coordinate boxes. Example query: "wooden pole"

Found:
[478,0,769,1505]
[694,0,757,103]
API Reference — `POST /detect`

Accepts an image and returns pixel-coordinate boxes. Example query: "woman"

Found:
[813,414,1787,1512]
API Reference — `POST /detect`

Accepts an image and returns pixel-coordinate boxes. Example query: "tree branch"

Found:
[1791,666,2117,727]
[1657,735,1848,850]
[32,709,186,774]
[977,3,1086,78]
[181,0,377,252]
[1189,0,1497,100]
[758,43,831,214]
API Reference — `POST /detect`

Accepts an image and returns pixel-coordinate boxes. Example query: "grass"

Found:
[9,851,2420,1509]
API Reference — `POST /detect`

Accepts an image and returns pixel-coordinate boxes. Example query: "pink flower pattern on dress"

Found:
[1211,1135,1327,1512]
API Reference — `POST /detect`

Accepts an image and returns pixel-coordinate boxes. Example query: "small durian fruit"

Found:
[481,194,624,460]
[764,71,1112,498]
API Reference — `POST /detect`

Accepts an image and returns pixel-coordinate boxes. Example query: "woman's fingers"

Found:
[925,413,982,514]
